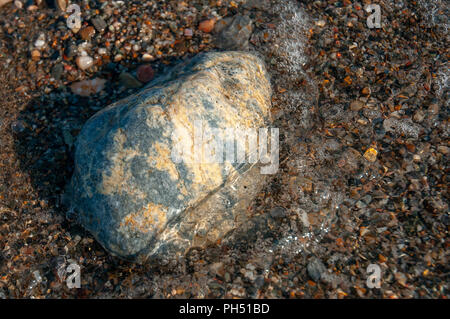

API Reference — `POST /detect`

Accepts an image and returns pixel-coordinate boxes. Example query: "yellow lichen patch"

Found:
[98,129,148,200]
[122,203,168,234]
[147,142,180,181]
[151,55,269,198]
[144,105,168,128]
[98,129,140,196]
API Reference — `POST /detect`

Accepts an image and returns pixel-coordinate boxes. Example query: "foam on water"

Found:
[418,0,450,33]
[269,1,309,78]
[226,1,346,260]
[417,0,449,105]
[252,0,317,122]
[435,65,449,100]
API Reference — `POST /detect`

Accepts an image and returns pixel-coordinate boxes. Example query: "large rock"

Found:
[66,51,274,263]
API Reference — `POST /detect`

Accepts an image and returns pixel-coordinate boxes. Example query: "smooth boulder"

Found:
[66,51,273,263]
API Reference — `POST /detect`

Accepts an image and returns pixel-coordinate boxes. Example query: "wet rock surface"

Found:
[67,51,272,262]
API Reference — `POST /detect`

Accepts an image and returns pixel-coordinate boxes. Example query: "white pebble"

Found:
[34,33,46,49]
[76,55,94,70]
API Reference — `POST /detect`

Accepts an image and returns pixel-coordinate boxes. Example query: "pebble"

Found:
[199,19,216,33]
[64,44,78,59]
[142,53,153,62]
[216,15,253,50]
[70,78,106,97]
[315,20,326,27]
[1,0,447,300]
[51,63,63,80]
[79,26,95,41]
[10,120,25,134]
[361,87,371,96]
[91,17,107,33]
[363,148,378,162]
[55,0,68,12]
[76,54,94,71]
[356,200,366,209]
[437,146,448,155]
[270,206,286,219]
[136,65,154,83]
[413,110,425,122]
[307,257,326,282]
[119,72,142,88]
[98,48,107,55]
[26,4,37,11]
[31,49,40,61]
[214,17,232,34]
[34,33,46,49]
[350,100,364,111]
[114,54,123,62]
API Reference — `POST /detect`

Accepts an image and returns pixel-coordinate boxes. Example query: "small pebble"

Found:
[119,72,143,89]
[350,100,364,111]
[307,257,326,282]
[142,53,153,62]
[11,120,25,134]
[199,19,216,33]
[363,148,378,162]
[76,54,94,71]
[315,20,326,27]
[51,63,63,80]
[34,33,46,49]
[70,78,107,97]
[55,0,68,11]
[79,26,96,41]
[91,16,107,33]
[31,49,40,61]
[136,64,154,83]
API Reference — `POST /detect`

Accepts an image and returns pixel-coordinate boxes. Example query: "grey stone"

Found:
[51,63,63,81]
[91,16,107,33]
[307,257,327,282]
[119,72,143,89]
[66,51,273,263]
[215,15,253,50]
[356,200,367,209]
[270,206,286,219]
[349,100,364,111]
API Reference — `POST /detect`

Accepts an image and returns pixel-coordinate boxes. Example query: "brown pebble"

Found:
[79,26,95,41]
[350,100,364,111]
[199,19,216,33]
[31,49,40,61]
[362,87,371,96]
[136,64,155,83]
